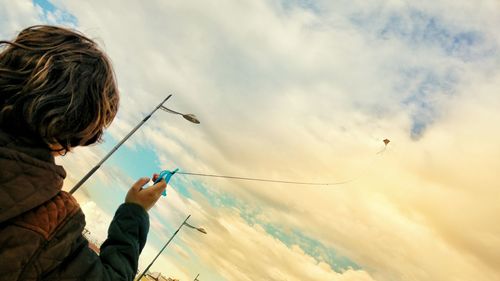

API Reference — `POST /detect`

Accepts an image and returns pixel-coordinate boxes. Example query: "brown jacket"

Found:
[0,131,149,281]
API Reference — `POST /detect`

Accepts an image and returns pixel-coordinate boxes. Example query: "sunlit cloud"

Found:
[2,0,499,280]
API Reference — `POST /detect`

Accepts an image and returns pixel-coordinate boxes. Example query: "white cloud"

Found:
[3,0,500,280]
[178,198,377,281]
[0,0,41,38]
[80,200,112,243]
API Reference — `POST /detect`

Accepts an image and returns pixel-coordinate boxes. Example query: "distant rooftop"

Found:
[138,271,179,281]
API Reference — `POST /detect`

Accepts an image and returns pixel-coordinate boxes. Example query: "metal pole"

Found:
[136,214,191,281]
[69,95,172,194]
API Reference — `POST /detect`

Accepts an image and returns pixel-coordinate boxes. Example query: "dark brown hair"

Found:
[0,25,119,151]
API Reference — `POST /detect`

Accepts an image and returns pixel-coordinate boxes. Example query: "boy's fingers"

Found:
[151,180,167,194]
[131,177,150,191]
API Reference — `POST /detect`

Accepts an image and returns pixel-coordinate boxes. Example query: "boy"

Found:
[0,25,167,280]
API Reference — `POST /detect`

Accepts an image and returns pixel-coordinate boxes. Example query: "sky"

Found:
[1,0,500,280]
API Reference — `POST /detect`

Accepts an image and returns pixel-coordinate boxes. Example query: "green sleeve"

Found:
[42,203,149,281]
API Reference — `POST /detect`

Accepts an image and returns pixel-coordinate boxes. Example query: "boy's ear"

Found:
[48,143,63,150]
[48,143,70,156]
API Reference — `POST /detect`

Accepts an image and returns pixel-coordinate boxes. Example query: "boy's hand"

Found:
[125,174,167,211]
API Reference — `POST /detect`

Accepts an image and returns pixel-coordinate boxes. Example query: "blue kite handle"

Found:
[154,168,179,196]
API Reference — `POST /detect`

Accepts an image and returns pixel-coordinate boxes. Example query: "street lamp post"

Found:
[69,95,200,194]
[136,215,206,281]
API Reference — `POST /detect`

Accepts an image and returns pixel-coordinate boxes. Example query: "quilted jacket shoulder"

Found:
[0,192,83,280]
[0,131,149,281]
[13,191,80,240]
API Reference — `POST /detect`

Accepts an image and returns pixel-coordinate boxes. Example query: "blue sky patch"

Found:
[33,0,78,26]
[397,67,458,139]
[349,7,497,62]
[263,223,360,272]
[33,0,56,12]
[280,0,322,15]
[378,10,494,61]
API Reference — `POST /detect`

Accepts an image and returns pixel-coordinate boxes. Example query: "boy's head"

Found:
[0,25,119,152]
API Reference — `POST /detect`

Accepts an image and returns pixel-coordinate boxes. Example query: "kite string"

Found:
[176,145,387,186]
[176,171,349,186]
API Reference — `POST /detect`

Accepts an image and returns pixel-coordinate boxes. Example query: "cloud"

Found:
[143,186,378,281]
[79,200,112,243]
[3,0,500,280]
[0,0,41,38]
[138,242,192,281]
[182,199,377,281]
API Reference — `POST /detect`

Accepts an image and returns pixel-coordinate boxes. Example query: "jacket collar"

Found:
[0,130,66,223]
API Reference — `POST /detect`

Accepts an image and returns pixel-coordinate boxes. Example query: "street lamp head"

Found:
[182,114,200,124]
[196,227,207,234]
[160,106,200,124]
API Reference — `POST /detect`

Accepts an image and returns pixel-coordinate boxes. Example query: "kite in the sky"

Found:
[377,138,390,154]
